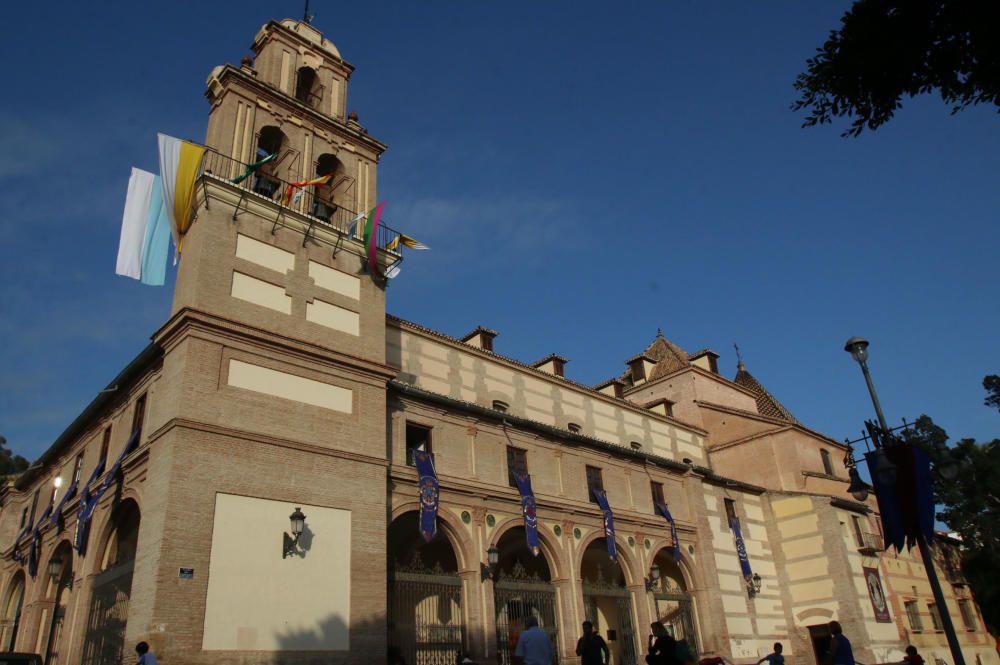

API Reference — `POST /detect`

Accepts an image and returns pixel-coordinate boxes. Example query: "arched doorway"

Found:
[252,126,287,198]
[648,548,698,654]
[388,511,465,665]
[81,499,140,665]
[312,153,344,222]
[580,539,638,665]
[0,572,26,651]
[44,541,74,665]
[492,526,559,665]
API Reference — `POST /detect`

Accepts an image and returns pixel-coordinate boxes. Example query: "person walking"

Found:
[514,616,552,665]
[135,641,158,665]
[827,621,855,665]
[757,643,784,665]
[576,621,610,665]
[647,621,677,665]
[903,645,925,665]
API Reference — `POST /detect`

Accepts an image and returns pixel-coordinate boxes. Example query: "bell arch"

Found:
[648,545,699,652]
[387,510,467,665]
[81,498,140,665]
[251,125,287,198]
[489,524,561,665]
[0,571,26,651]
[579,537,640,665]
[43,539,74,665]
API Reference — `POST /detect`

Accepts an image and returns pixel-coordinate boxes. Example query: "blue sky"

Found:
[1,1,997,464]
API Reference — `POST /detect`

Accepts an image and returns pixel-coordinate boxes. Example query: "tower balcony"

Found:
[196,148,401,265]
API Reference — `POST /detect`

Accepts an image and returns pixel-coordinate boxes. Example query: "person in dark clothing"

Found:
[827,621,855,665]
[647,621,677,665]
[576,621,610,665]
[903,645,924,665]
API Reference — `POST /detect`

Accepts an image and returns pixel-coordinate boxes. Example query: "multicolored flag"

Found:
[514,473,540,556]
[231,152,277,184]
[591,488,617,561]
[283,173,334,206]
[157,134,207,257]
[362,201,386,275]
[386,233,430,251]
[413,450,439,542]
[655,501,683,561]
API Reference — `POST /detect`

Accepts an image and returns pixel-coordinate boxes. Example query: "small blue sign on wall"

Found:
[179,567,194,580]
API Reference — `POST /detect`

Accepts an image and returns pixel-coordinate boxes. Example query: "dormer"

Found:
[689,349,720,374]
[532,354,569,378]
[595,378,625,398]
[461,326,498,352]
[626,353,656,385]
[645,398,675,418]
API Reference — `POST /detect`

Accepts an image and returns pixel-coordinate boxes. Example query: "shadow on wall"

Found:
[259,613,386,665]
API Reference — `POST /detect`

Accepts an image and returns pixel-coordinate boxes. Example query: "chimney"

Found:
[461,326,498,352]
[532,354,569,378]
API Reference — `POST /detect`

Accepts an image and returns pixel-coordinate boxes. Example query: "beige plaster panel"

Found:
[771,496,812,519]
[306,299,360,336]
[389,328,705,461]
[308,261,360,300]
[788,579,835,603]
[754,618,787,637]
[227,359,353,413]
[236,233,295,274]
[231,271,292,314]
[776,513,820,540]
[203,494,351,650]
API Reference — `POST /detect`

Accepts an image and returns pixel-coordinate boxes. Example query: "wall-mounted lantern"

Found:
[645,565,661,592]
[747,572,762,597]
[480,545,500,582]
[282,507,306,559]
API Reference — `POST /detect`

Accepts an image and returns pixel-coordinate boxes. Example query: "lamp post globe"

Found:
[844,337,870,364]
[289,507,306,538]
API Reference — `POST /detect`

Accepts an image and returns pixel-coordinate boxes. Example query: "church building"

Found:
[0,18,994,665]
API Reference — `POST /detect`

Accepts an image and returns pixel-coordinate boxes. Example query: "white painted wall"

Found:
[202,493,352,651]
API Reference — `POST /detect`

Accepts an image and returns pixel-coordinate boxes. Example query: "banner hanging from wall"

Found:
[863,566,893,623]
[655,502,682,561]
[591,488,618,561]
[413,450,440,543]
[729,516,754,581]
[513,473,540,556]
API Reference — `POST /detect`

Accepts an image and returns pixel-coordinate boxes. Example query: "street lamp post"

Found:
[843,337,966,665]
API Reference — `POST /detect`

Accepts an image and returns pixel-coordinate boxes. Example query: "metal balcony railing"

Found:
[199,148,400,252]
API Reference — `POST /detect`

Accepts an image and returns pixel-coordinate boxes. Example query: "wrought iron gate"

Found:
[583,584,638,665]
[389,565,465,665]
[81,562,133,665]
[494,561,559,665]
[653,591,698,655]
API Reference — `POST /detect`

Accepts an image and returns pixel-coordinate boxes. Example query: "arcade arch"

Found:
[648,546,699,653]
[580,538,639,665]
[0,571,26,651]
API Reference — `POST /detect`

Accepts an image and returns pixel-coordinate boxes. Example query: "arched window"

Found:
[252,126,286,198]
[295,66,322,108]
[311,153,344,222]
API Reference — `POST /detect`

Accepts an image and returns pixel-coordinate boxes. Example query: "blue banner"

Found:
[655,502,682,561]
[50,481,78,527]
[75,430,139,555]
[27,505,53,578]
[513,473,540,556]
[9,524,31,563]
[865,445,934,552]
[729,516,753,580]
[413,450,440,543]
[591,488,618,561]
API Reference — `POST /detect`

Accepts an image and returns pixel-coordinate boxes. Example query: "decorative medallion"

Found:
[688,544,695,554]
[553,525,562,537]
[461,511,471,524]
[628,536,636,547]
[486,514,496,527]
[644,538,651,550]
[574,528,582,540]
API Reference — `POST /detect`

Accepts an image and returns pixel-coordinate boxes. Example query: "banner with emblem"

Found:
[513,473,540,556]
[591,488,618,561]
[655,501,682,561]
[27,505,53,578]
[863,565,892,622]
[413,450,440,543]
[729,516,753,581]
